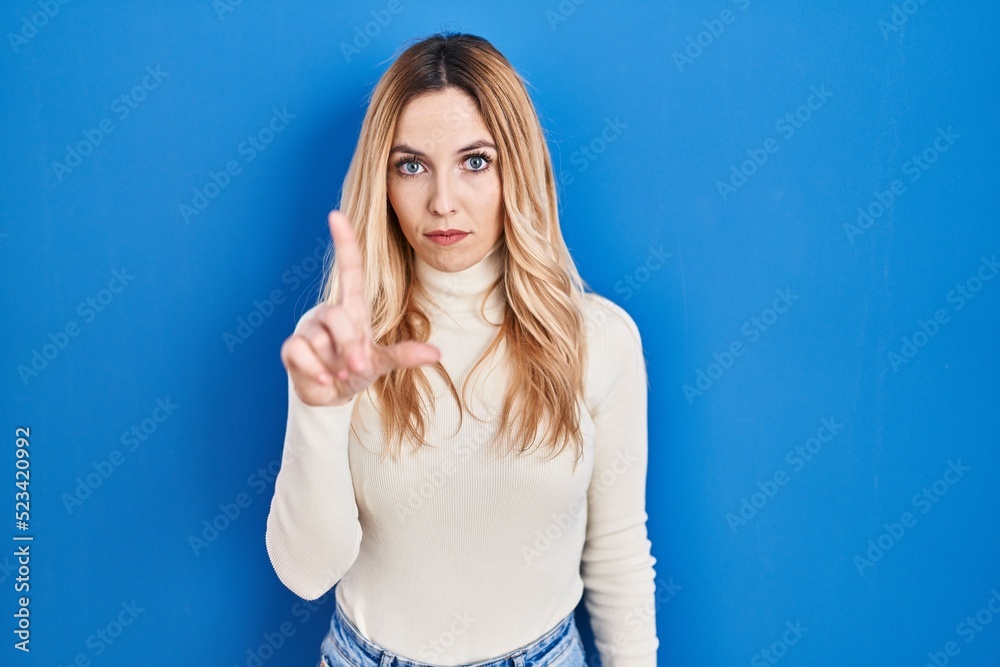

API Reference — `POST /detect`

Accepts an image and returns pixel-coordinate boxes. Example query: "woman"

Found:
[265,32,658,667]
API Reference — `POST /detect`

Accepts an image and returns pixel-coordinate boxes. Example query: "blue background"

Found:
[2,1,998,665]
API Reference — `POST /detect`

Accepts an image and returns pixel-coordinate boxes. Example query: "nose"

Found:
[429,171,457,217]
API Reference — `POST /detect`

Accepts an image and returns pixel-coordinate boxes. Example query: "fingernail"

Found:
[318,372,331,384]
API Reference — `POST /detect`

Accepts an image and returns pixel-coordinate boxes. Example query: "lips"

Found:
[425,230,470,246]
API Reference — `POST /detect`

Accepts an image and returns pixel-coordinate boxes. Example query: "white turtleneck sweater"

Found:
[265,241,658,666]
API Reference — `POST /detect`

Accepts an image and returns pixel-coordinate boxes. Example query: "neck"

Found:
[413,238,505,317]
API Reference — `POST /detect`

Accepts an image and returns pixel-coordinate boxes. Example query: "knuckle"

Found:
[371,348,391,374]
[281,337,301,364]
[323,304,346,325]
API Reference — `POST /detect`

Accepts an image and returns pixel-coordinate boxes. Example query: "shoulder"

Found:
[579,291,647,408]
[580,291,644,352]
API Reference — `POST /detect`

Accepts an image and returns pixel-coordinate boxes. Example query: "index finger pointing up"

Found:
[328,210,364,309]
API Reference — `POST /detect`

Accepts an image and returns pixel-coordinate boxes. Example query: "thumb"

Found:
[379,341,441,371]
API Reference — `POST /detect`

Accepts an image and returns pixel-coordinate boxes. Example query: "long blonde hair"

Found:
[319,32,591,465]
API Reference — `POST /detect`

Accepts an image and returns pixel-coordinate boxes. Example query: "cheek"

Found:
[468,173,502,208]
[482,178,503,219]
[387,180,408,216]
[387,181,419,239]
[388,178,422,207]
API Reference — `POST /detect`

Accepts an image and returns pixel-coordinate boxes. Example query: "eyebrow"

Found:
[388,139,497,158]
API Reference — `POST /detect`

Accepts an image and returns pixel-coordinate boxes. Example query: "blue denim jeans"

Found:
[317,597,586,667]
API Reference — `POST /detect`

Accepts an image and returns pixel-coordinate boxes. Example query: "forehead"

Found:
[393,88,492,150]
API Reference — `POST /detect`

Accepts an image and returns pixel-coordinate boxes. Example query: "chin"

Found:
[425,248,478,272]
[434,256,473,272]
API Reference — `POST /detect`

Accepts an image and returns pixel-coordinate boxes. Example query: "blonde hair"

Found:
[319,32,591,466]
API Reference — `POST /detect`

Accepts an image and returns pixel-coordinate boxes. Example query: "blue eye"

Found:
[396,159,424,176]
[391,152,494,178]
[464,152,493,173]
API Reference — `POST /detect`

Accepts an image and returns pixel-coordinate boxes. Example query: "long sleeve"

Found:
[264,306,363,600]
[580,298,659,666]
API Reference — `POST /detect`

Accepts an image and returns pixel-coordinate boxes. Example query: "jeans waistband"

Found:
[332,597,576,667]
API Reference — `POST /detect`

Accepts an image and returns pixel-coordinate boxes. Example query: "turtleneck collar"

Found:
[413,237,505,319]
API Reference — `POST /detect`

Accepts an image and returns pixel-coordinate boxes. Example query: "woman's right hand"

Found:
[280,210,441,407]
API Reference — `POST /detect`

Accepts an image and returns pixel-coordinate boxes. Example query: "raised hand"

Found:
[280,210,441,406]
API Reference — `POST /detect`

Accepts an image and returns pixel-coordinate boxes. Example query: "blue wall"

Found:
[3,1,998,665]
